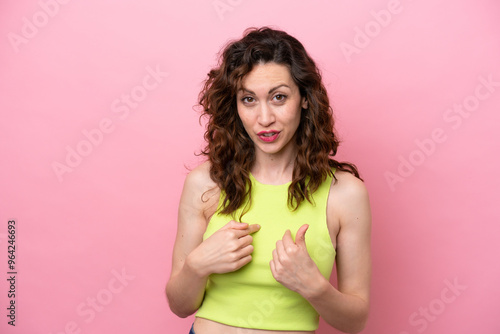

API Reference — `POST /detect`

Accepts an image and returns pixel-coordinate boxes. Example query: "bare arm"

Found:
[306,172,371,333]
[165,163,215,317]
[166,162,261,318]
[270,172,371,333]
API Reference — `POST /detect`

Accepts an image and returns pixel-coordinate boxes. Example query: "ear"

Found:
[301,96,308,110]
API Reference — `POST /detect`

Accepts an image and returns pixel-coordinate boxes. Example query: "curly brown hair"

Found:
[199,27,361,215]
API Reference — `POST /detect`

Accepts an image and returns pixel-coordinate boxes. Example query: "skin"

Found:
[166,63,372,334]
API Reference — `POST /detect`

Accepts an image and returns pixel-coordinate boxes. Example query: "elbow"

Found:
[346,320,367,334]
[167,296,194,319]
[165,283,197,318]
[344,305,369,334]
[329,302,369,334]
[337,317,367,334]
[170,307,194,319]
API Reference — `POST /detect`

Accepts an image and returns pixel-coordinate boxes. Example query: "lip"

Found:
[257,130,280,143]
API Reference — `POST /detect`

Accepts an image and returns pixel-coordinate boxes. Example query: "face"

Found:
[236,62,308,158]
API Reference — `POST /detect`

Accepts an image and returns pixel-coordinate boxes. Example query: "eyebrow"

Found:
[240,84,291,95]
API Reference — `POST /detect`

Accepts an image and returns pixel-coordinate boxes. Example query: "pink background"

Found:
[1,0,499,333]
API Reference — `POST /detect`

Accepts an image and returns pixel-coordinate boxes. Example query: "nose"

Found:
[257,103,275,127]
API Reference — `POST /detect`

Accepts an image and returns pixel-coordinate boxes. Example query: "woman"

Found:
[166,27,371,334]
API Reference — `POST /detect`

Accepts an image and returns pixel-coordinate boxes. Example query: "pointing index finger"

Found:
[247,224,261,234]
[234,223,261,238]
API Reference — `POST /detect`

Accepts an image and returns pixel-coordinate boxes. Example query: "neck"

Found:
[251,146,297,185]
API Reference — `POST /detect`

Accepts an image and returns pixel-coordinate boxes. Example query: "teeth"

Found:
[262,133,275,137]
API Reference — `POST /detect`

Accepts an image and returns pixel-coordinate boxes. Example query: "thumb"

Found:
[295,224,309,247]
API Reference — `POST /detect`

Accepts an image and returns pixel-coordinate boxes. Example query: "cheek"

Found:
[284,106,302,125]
[236,106,245,124]
[287,110,302,136]
[237,111,253,133]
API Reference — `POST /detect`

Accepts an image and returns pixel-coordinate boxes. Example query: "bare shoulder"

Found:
[184,161,215,192]
[181,161,220,219]
[328,170,371,226]
[330,170,369,200]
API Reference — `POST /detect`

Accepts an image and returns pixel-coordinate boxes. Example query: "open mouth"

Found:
[257,131,280,142]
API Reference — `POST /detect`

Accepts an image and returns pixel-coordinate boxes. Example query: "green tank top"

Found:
[195,170,336,331]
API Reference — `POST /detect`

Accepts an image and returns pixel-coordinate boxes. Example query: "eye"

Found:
[241,96,255,104]
[273,94,287,102]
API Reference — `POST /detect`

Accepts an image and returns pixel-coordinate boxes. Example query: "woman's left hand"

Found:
[270,224,325,297]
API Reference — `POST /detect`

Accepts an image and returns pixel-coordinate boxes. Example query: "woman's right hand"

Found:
[187,220,261,278]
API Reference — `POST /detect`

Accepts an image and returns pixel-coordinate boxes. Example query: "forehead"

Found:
[239,62,296,91]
